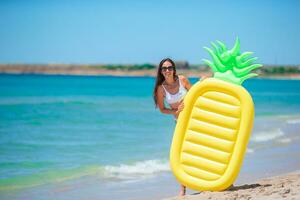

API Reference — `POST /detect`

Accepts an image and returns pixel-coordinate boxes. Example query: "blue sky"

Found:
[0,0,299,65]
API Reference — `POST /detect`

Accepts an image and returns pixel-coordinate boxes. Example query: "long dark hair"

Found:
[153,58,178,107]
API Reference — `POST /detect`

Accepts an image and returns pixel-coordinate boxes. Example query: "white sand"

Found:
[164,171,300,200]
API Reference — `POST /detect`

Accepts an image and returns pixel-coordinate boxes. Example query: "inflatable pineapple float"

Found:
[170,38,262,191]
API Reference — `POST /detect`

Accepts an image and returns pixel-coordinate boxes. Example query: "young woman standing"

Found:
[153,58,192,196]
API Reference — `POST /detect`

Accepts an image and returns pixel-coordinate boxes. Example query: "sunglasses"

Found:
[161,66,175,72]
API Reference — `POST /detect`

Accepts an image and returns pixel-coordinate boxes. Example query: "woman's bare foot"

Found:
[179,185,186,196]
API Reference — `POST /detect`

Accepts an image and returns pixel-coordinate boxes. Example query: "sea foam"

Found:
[286,119,300,124]
[251,129,285,142]
[102,159,170,180]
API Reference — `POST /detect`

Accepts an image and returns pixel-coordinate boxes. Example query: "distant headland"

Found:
[0,62,299,79]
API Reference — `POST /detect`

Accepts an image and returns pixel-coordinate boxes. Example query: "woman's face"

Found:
[161,61,175,79]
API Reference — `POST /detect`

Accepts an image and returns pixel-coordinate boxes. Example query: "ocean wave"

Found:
[251,129,285,142]
[102,159,170,180]
[252,92,300,96]
[286,119,300,124]
[274,115,300,124]
[0,97,105,106]
[277,138,292,144]
[0,96,143,106]
[0,159,169,191]
[246,148,254,153]
[0,161,55,170]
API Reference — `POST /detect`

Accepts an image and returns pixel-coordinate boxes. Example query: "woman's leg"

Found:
[179,184,186,196]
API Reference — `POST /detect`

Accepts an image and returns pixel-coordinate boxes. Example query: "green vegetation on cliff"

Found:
[97,64,155,70]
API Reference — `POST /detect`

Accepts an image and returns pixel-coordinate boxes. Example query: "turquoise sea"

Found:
[0,74,300,200]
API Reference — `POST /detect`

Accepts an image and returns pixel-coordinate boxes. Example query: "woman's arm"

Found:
[176,75,210,118]
[174,76,192,117]
[156,86,177,115]
[180,75,192,91]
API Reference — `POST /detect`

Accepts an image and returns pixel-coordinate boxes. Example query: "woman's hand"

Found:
[175,101,184,118]
[176,101,185,114]
[199,74,209,81]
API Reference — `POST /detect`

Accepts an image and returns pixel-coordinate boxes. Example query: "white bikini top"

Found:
[162,78,187,105]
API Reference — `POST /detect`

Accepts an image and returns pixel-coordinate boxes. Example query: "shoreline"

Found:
[1,64,300,79]
[165,170,300,200]
[1,70,300,80]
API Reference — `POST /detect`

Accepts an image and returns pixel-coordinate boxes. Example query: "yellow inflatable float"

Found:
[170,38,262,191]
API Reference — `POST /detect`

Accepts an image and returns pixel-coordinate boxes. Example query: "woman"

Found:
[153,58,192,196]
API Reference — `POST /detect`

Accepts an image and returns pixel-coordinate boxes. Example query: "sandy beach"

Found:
[0,64,211,78]
[165,171,300,200]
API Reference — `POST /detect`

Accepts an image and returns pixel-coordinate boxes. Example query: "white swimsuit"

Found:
[162,78,187,105]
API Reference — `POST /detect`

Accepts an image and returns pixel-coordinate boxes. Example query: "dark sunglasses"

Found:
[161,66,175,72]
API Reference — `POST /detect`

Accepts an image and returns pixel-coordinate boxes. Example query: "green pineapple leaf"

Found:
[203,47,227,72]
[203,37,262,85]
